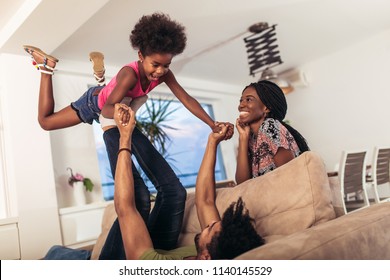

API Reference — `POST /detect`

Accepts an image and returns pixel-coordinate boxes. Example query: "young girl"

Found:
[24,13,232,258]
[23,14,221,131]
[235,80,309,185]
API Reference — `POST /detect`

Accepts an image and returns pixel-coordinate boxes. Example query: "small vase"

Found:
[73,181,86,206]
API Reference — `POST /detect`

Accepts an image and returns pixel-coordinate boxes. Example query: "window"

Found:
[93,98,226,200]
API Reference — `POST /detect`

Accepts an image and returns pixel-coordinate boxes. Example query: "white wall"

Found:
[0,88,8,218]
[0,53,62,259]
[49,70,104,208]
[286,28,390,171]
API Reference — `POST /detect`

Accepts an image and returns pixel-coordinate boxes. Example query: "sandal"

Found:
[23,45,59,75]
[89,52,105,85]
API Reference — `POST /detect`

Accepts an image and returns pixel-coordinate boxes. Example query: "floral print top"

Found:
[249,118,301,177]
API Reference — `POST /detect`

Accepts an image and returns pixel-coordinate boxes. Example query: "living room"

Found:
[1,0,390,262]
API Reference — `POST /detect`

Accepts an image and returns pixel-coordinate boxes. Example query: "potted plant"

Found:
[136,98,178,156]
[67,167,94,192]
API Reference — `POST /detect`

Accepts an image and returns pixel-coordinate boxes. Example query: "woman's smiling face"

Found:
[238,86,268,124]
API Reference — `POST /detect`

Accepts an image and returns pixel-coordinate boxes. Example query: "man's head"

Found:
[194,197,265,259]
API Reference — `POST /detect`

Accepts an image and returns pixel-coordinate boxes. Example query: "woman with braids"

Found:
[23,12,232,259]
[235,80,309,184]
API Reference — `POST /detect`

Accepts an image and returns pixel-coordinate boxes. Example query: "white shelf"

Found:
[59,200,113,248]
[0,217,18,226]
[0,220,20,259]
[59,200,112,215]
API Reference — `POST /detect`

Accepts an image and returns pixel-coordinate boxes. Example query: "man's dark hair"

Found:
[130,12,187,56]
[207,197,265,259]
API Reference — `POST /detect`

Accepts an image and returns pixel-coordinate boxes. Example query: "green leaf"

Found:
[135,97,179,155]
[83,178,94,192]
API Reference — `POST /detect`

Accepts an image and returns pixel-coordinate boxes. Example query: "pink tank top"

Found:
[97,61,160,109]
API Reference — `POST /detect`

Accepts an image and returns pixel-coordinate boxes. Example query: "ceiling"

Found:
[2,0,390,86]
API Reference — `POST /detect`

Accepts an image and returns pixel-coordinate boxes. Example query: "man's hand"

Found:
[213,121,234,140]
[210,123,229,144]
[114,103,136,139]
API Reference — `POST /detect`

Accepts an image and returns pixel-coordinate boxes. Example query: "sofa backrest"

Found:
[178,151,336,246]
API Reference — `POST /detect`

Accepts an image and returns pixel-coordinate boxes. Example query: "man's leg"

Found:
[103,127,151,220]
[131,128,187,250]
[99,218,125,260]
[99,127,151,259]
[99,159,148,259]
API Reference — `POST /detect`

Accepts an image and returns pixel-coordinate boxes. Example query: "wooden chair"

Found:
[339,150,370,214]
[369,146,390,202]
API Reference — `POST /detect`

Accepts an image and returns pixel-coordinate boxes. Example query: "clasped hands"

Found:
[114,103,136,139]
[115,103,248,141]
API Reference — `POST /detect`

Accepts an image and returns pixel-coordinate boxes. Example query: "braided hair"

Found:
[244,80,309,153]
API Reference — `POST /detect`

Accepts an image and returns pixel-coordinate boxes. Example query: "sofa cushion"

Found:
[236,202,390,259]
[178,151,336,246]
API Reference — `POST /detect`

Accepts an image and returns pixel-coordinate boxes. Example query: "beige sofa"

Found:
[91,151,390,260]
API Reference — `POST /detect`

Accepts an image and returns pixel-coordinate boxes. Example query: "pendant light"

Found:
[244,22,293,94]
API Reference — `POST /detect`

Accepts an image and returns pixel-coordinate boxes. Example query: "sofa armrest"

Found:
[328,176,346,217]
[236,202,390,259]
[90,203,117,260]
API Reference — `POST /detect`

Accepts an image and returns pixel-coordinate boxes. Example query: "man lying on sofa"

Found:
[113,103,264,260]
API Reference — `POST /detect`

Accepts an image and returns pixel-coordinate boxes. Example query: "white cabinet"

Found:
[59,201,112,248]
[0,218,20,259]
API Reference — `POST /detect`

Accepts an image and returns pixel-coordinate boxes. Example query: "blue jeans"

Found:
[44,245,91,260]
[99,127,186,259]
[70,86,103,124]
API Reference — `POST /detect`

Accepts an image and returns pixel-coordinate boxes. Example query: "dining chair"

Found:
[338,150,370,214]
[369,146,390,203]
